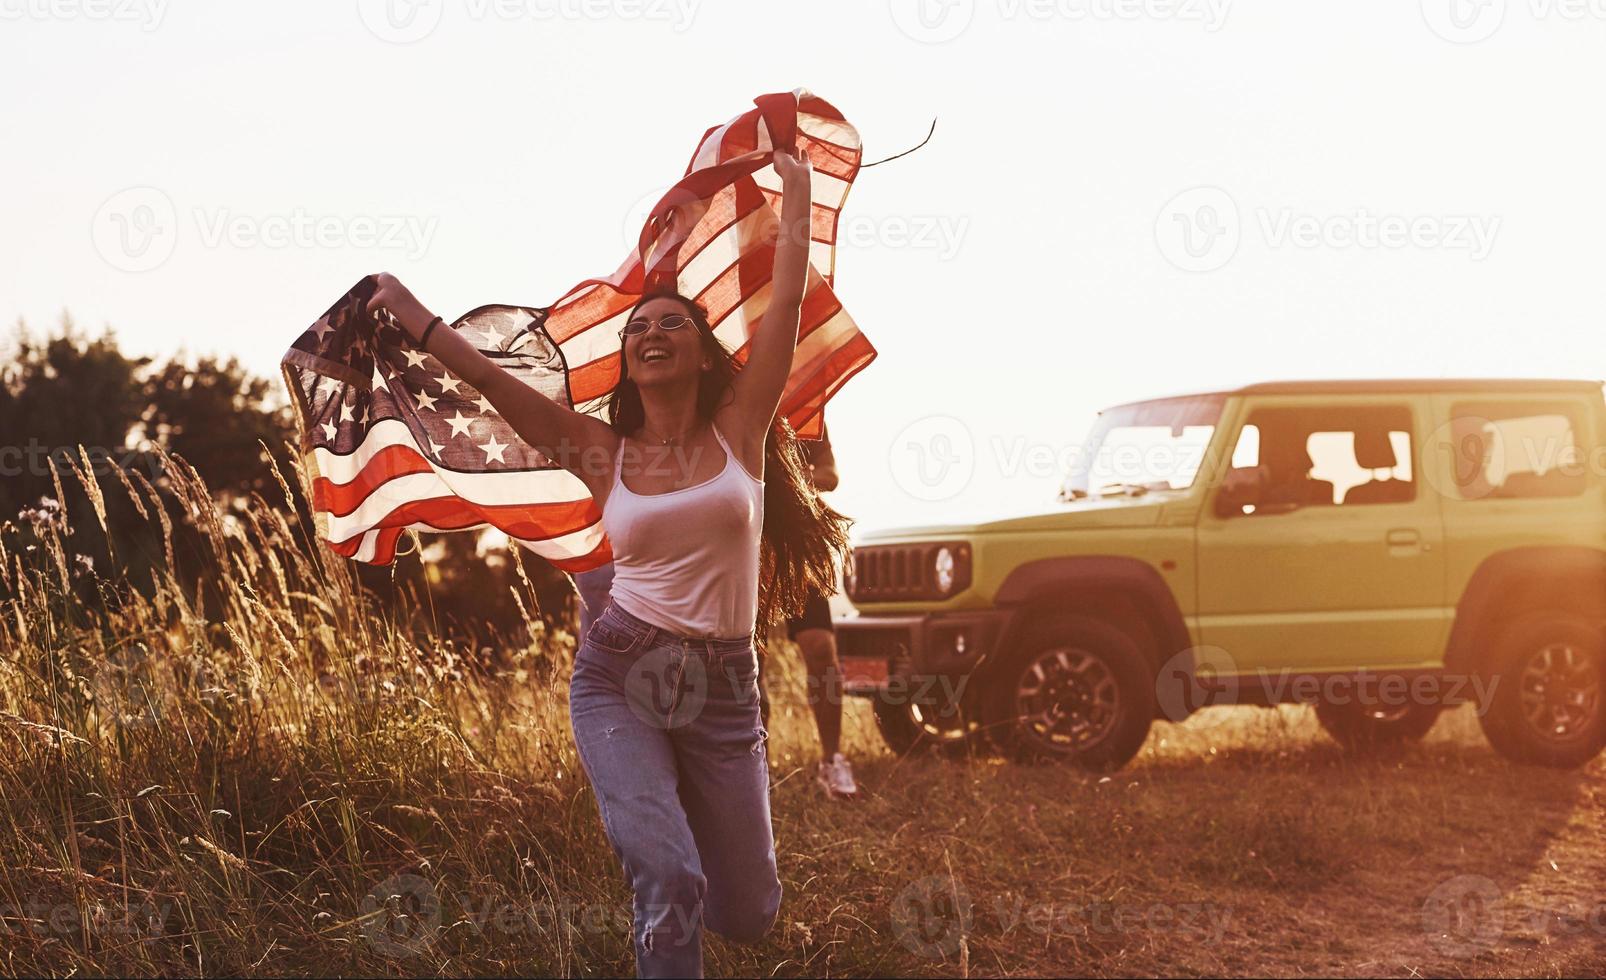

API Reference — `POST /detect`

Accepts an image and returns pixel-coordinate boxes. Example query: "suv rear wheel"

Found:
[1478,612,1605,768]
[1314,699,1442,751]
[982,614,1155,770]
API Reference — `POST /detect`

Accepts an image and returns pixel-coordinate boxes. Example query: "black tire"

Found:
[1314,698,1442,751]
[981,614,1155,770]
[872,694,981,758]
[1478,612,1605,768]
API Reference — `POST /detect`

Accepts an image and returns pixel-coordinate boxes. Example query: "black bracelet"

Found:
[419,315,444,348]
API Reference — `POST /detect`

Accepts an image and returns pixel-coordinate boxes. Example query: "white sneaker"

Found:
[816,753,859,800]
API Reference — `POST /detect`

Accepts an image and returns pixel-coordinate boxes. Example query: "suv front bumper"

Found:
[832,609,1015,697]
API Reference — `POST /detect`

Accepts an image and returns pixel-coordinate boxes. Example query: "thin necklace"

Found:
[639,422,697,447]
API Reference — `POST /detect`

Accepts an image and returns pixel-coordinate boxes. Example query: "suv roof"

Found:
[1236,378,1603,395]
[1106,378,1604,411]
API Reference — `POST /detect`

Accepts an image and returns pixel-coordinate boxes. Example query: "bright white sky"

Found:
[3,0,1603,534]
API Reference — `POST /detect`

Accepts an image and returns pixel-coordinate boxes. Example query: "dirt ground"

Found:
[744,696,1606,977]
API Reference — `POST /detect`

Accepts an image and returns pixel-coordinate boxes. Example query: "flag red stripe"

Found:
[331,495,603,546]
[312,444,436,516]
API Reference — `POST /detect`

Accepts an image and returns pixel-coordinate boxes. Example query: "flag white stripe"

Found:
[310,420,592,506]
[327,479,604,554]
[321,472,581,543]
[797,111,856,147]
[748,167,851,210]
[514,521,607,562]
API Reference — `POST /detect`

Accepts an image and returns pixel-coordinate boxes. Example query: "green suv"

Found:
[836,380,1606,770]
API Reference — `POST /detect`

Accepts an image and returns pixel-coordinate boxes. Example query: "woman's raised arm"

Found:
[716,148,814,472]
[365,273,618,497]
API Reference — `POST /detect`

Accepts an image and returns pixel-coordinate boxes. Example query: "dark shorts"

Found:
[785,592,834,639]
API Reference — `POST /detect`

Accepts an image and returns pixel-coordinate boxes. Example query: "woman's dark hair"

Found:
[605,290,851,632]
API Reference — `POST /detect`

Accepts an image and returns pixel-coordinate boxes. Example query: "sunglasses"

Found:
[620,313,695,337]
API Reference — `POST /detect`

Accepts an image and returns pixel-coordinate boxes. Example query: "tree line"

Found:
[0,315,577,650]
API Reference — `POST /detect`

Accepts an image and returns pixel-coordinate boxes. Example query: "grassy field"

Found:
[0,455,1601,977]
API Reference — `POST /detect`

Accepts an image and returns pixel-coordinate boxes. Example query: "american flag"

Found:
[280,90,876,570]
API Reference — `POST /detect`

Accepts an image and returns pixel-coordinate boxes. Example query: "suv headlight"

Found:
[934,546,957,595]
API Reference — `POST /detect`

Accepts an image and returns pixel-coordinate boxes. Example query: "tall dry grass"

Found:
[2,448,1602,978]
[0,448,658,976]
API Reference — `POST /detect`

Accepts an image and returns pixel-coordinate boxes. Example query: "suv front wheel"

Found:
[872,697,980,758]
[1478,612,1605,768]
[982,614,1155,770]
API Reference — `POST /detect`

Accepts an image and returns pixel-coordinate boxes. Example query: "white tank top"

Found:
[601,423,764,639]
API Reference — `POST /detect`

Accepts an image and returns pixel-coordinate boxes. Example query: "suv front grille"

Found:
[849,545,935,602]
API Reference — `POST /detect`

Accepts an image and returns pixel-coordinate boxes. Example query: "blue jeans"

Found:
[568,602,780,978]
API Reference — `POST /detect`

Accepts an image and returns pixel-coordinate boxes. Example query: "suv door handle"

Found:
[1386,528,1427,552]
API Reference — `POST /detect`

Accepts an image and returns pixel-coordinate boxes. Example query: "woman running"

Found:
[363,146,848,977]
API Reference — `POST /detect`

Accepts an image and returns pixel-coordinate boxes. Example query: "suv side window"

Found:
[1444,401,1587,500]
[1225,405,1416,511]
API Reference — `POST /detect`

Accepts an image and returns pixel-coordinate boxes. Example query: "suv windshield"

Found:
[1062,394,1225,500]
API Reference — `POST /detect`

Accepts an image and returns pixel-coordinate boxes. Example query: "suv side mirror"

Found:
[1214,467,1264,518]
